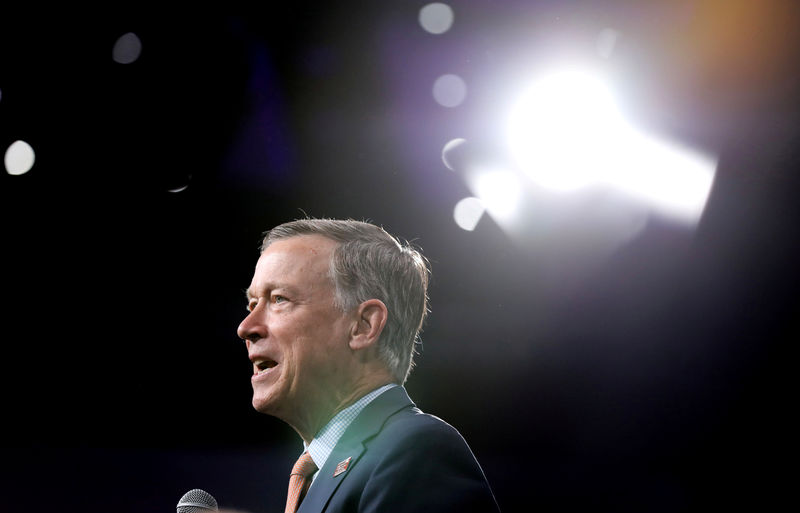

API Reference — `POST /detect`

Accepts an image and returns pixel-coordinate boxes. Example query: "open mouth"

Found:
[253,359,278,375]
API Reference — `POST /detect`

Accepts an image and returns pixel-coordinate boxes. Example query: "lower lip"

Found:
[252,365,278,382]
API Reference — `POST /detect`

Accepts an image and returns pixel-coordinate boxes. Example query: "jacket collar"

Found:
[297,386,416,513]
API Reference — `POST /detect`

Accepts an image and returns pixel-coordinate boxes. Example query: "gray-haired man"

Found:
[238,218,500,513]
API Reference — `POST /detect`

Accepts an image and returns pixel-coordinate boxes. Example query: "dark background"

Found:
[2,2,798,512]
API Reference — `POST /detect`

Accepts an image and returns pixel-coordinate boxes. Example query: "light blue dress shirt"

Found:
[304,383,397,483]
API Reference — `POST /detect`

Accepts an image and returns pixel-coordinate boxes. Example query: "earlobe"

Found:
[349,299,388,351]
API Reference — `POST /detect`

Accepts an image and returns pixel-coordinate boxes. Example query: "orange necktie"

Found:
[285,452,318,513]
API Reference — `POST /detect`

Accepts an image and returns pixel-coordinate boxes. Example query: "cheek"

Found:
[275,310,349,370]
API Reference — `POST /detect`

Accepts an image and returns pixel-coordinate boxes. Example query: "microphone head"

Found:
[177,488,219,513]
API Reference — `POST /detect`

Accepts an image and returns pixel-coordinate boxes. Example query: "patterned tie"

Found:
[285,451,318,513]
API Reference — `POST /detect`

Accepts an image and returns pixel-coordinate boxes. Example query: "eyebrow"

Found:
[244,283,298,301]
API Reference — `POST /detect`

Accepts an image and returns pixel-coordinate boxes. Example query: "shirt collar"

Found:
[304,383,397,477]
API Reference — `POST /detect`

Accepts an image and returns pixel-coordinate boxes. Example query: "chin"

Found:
[252,395,274,414]
[252,388,290,416]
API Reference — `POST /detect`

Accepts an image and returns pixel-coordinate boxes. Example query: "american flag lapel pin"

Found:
[333,457,352,477]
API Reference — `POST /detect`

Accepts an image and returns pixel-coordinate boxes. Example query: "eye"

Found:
[246,300,258,312]
[272,294,288,304]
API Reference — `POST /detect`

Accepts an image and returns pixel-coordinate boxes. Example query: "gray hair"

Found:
[260,218,430,384]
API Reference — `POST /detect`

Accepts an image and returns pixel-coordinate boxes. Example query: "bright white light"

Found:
[5,140,35,175]
[433,74,467,108]
[608,131,717,224]
[468,168,523,222]
[419,3,454,35]
[507,69,626,192]
[113,32,142,64]
[505,68,716,224]
[453,197,485,231]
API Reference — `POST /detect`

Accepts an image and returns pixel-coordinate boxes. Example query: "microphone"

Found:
[177,489,219,513]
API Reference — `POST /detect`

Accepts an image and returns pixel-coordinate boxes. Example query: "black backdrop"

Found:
[2,3,799,512]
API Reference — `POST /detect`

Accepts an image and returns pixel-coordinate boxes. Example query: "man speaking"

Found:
[237,218,500,513]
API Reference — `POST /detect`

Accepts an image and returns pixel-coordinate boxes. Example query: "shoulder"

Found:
[367,407,485,476]
[376,407,472,452]
[356,406,500,512]
[324,387,501,512]
[357,389,484,472]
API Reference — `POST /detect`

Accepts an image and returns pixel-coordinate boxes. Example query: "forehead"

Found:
[248,235,338,294]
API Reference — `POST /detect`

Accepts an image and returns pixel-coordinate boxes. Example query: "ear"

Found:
[349,299,388,351]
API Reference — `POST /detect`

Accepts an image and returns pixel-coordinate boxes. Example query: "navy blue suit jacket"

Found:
[297,386,500,513]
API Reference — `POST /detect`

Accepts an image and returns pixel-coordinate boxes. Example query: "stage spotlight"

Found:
[453,197,485,231]
[506,68,625,192]
[5,140,35,175]
[419,3,454,35]
[505,68,716,225]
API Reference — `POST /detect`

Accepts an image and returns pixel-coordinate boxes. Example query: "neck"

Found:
[292,373,395,444]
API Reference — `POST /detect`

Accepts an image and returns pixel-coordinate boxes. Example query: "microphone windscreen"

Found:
[177,488,219,513]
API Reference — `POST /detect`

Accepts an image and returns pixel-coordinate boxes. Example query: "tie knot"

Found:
[291,452,318,478]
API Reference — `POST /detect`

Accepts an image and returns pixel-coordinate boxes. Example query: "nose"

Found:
[237,306,268,343]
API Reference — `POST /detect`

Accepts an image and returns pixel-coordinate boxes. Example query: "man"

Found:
[237,218,500,513]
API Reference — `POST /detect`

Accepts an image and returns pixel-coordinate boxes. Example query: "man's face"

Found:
[237,235,355,425]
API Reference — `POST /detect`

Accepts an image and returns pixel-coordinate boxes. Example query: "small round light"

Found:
[5,140,36,175]
[113,32,142,64]
[419,3,454,35]
[433,74,467,108]
[453,197,485,231]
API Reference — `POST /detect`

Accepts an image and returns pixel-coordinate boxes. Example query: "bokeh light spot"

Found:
[453,197,485,231]
[433,74,467,108]
[441,138,467,171]
[5,140,36,175]
[419,3,454,35]
[112,32,142,64]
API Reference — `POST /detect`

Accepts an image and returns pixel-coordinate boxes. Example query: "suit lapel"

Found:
[297,387,416,513]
